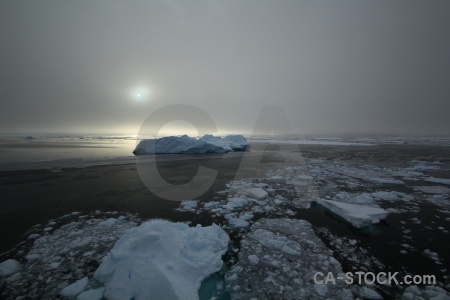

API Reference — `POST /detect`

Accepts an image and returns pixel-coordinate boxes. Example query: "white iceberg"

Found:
[316,199,389,228]
[133,134,248,155]
[94,220,229,300]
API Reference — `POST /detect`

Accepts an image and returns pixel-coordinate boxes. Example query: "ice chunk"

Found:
[248,255,259,265]
[0,259,20,276]
[223,197,248,210]
[59,277,88,297]
[425,177,450,185]
[133,134,248,155]
[372,191,400,201]
[245,188,268,199]
[228,218,250,229]
[94,220,229,300]
[316,199,389,228]
[414,186,450,194]
[176,200,199,212]
[76,287,105,300]
[97,218,118,227]
[370,178,405,186]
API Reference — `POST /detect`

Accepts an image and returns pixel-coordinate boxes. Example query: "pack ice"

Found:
[94,220,229,300]
[226,218,357,299]
[133,134,248,155]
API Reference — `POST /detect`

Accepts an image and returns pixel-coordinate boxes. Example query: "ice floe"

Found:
[59,277,88,297]
[316,199,389,228]
[225,218,354,299]
[0,259,20,276]
[0,212,140,299]
[133,134,248,155]
[95,220,229,300]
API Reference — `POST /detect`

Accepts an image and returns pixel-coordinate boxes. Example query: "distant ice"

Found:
[133,134,248,155]
[370,178,405,186]
[176,200,199,212]
[414,186,450,194]
[425,177,450,186]
[316,199,389,228]
[371,191,413,201]
[94,220,229,300]
[0,259,20,276]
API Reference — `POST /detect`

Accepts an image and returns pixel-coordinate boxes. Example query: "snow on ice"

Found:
[94,220,229,300]
[133,134,248,155]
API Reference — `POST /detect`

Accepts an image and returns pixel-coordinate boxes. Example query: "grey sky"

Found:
[1,0,449,136]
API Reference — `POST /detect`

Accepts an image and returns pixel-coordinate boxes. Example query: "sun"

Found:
[129,86,151,102]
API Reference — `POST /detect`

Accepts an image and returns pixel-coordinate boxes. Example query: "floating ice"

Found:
[244,187,268,199]
[414,186,450,194]
[59,277,88,297]
[316,199,389,228]
[0,259,20,276]
[401,285,450,300]
[227,218,250,229]
[94,220,229,300]
[133,134,248,155]
[225,218,353,299]
[76,287,105,300]
[176,200,199,212]
[370,178,405,186]
[425,177,450,186]
[1,212,139,299]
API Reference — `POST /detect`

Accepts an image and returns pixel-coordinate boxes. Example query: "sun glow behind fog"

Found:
[129,86,151,102]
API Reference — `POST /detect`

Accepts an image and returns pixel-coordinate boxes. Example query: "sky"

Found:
[1,0,449,136]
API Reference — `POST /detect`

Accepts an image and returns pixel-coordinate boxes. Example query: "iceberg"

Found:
[316,199,389,228]
[133,134,248,155]
[94,220,229,300]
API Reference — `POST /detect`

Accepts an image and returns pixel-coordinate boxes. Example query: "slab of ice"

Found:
[372,191,400,201]
[59,277,88,297]
[370,178,405,186]
[226,218,353,299]
[244,187,268,199]
[228,218,250,229]
[76,287,105,300]
[316,199,389,228]
[425,177,450,186]
[402,285,450,300]
[0,259,20,276]
[414,186,450,194]
[94,220,229,300]
[133,134,248,155]
[176,200,199,212]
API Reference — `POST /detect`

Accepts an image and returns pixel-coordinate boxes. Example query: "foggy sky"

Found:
[1,0,449,136]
